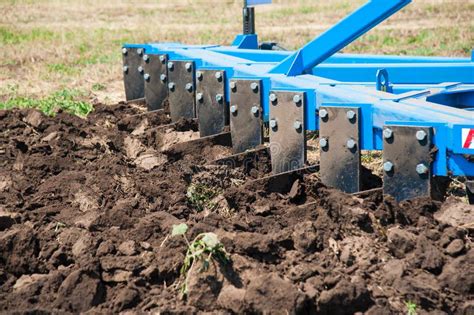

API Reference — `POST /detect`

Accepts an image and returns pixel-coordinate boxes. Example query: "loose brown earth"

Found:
[0,103,473,314]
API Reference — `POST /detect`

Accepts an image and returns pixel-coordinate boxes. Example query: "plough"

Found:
[122,0,474,202]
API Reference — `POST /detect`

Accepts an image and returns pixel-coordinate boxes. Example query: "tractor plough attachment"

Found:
[122,0,474,203]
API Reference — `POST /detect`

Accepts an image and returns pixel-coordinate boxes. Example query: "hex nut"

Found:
[196,71,203,81]
[269,93,277,103]
[185,62,192,71]
[159,55,166,63]
[416,130,427,141]
[196,93,204,102]
[185,83,193,92]
[383,161,394,172]
[136,48,143,56]
[144,73,151,81]
[346,110,356,120]
[319,109,328,119]
[230,81,237,91]
[319,138,328,148]
[167,62,174,70]
[346,138,356,149]
[269,119,278,129]
[137,66,144,74]
[251,106,259,115]
[160,74,167,82]
[215,72,223,81]
[215,94,224,103]
[416,163,429,175]
[383,128,393,139]
[293,94,302,104]
[122,66,129,73]
[168,82,176,91]
[230,105,238,114]
[250,82,259,92]
[122,48,128,55]
[143,54,149,62]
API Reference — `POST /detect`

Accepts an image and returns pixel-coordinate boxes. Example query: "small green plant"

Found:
[186,183,220,212]
[171,223,229,296]
[92,83,106,91]
[0,89,93,117]
[405,301,417,315]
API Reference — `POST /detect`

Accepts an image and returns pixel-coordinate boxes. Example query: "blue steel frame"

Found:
[123,0,474,177]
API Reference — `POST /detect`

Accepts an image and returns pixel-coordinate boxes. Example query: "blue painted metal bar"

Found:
[270,0,411,75]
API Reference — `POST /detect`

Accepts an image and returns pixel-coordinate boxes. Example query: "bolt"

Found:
[196,71,203,81]
[319,138,328,148]
[167,62,174,70]
[168,82,175,91]
[383,161,394,172]
[293,94,302,104]
[143,54,149,62]
[122,66,129,73]
[319,109,328,119]
[269,93,277,103]
[185,62,192,71]
[230,81,237,91]
[416,163,429,175]
[137,66,144,74]
[269,119,278,130]
[137,48,143,56]
[383,128,393,139]
[215,72,223,81]
[160,74,167,82]
[159,55,166,63]
[250,82,259,92]
[251,106,259,115]
[122,47,128,55]
[416,130,427,141]
[216,94,224,103]
[230,105,238,114]
[196,93,204,102]
[185,83,193,92]
[346,110,356,120]
[144,73,151,81]
[346,138,356,149]
[293,120,302,131]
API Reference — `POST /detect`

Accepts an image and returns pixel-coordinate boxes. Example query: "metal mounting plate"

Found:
[229,79,263,153]
[143,54,168,111]
[168,60,195,121]
[122,47,145,101]
[319,106,361,193]
[383,126,433,202]
[269,91,306,174]
[196,70,228,137]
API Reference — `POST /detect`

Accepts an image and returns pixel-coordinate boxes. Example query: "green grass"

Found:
[0,26,56,44]
[0,88,93,117]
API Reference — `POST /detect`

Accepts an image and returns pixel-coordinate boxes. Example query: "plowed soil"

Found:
[1,103,473,314]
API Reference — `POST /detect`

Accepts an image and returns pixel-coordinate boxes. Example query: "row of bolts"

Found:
[123,48,430,176]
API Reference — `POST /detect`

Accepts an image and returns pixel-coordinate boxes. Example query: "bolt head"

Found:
[215,94,223,103]
[185,62,192,71]
[319,109,328,119]
[136,48,143,56]
[137,66,144,74]
[416,130,427,141]
[160,74,167,82]
[144,73,150,81]
[269,119,278,129]
[185,83,193,92]
[122,66,129,73]
[269,93,277,103]
[383,161,394,172]
[196,71,203,81]
[143,54,149,62]
[122,47,128,55]
[416,163,429,175]
[293,95,302,104]
[346,138,356,149]
[346,110,356,120]
[250,82,259,92]
[197,93,204,102]
[293,120,302,131]
[383,128,393,139]
[167,62,174,70]
[319,138,328,148]
[230,105,238,114]
[251,106,259,115]
[159,55,166,63]
[230,81,237,91]
[168,82,175,91]
[215,72,223,81]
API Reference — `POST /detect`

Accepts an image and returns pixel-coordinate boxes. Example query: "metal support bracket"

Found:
[319,106,361,193]
[196,70,228,137]
[167,60,196,122]
[383,125,435,202]
[269,91,306,174]
[122,47,145,101]
[143,54,168,111]
[229,79,263,153]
